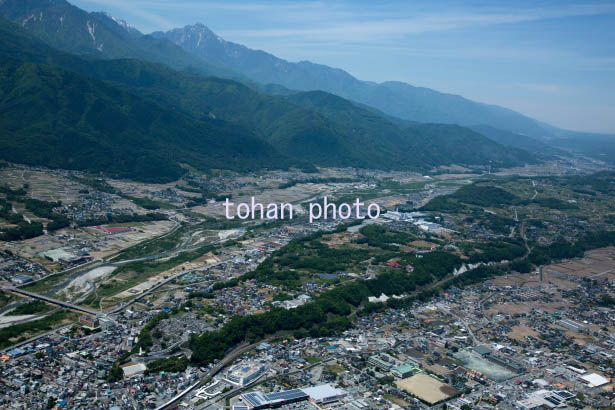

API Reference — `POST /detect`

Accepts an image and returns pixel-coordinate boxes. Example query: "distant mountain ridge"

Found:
[0,0,236,77]
[468,125,563,159]
[156,23,615,162]
[154,23,552,138]
[2,0,612,156]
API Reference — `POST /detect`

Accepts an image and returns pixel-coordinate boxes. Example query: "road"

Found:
[436,302,479,346]
[17,221,187,295]
[6,287,99,316]
[134,335,190,363]
[111,226,244,266]
[50,226,242,299]
[520,222,530,255]
[478,292,497,308]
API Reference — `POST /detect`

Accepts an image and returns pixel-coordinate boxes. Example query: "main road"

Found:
[5,287,99,316]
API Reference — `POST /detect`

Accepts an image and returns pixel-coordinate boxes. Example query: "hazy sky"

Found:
[70,0,615,133]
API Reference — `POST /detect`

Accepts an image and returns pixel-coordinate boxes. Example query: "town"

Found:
[1,159,615,410]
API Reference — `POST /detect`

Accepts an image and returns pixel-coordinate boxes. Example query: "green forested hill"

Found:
[67,60,536,170]
[286,91,537,168]
[0,58,289,182]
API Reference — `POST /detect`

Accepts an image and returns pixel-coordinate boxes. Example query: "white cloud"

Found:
[515,82,577,94]
[74,0,179,29]
[78,1,615,37]
[218,3,615,42]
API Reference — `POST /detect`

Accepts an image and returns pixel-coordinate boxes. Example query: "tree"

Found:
[107,365,123,382]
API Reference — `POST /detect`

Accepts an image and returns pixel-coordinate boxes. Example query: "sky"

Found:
[69,0,615,133]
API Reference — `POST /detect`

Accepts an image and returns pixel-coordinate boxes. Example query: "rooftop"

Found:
[301,384,347,402]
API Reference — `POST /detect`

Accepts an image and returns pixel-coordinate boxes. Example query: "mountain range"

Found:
[0,0,610,182]
[153,24,615,159]
[0,0,238,78]
[153,23,551,138]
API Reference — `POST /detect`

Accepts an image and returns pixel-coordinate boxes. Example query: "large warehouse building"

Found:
[240,384,347,409]
[301,384,348,405]
[242,389,309,409]
[225,362,267,387]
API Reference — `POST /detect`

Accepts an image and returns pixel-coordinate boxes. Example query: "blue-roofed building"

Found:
[241,389,309,409]
[12,274,33,285]
[7,347,26,357]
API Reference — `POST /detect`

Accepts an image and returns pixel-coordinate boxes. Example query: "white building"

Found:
[580,373,610,388]
[225,362,266,386]
[301,384,347,404]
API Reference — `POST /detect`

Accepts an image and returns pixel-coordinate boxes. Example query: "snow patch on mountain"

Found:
[22,13,36,26]
[106,12,135,32]
[86,20,96,44]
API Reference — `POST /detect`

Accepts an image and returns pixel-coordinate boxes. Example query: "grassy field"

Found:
[116,218,242,261]
[383,394,410,407]
[80,277,142,309]
[304,356,323,364]
[9,300,54,315]
[115,222,187,261]
[0,290,17,309]
[324,363,346,374]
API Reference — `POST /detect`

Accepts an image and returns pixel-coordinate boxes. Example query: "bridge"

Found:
[5,287,99,316]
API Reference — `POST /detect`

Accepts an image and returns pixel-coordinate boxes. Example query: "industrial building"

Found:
[301,384,347,405]
[240,384,347,409]
[11,273,33,285]
[558,319,586,332]
[225,362,267,386]
[241,389,308,409]
[579,373,610,388]
[516,390,575,409]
